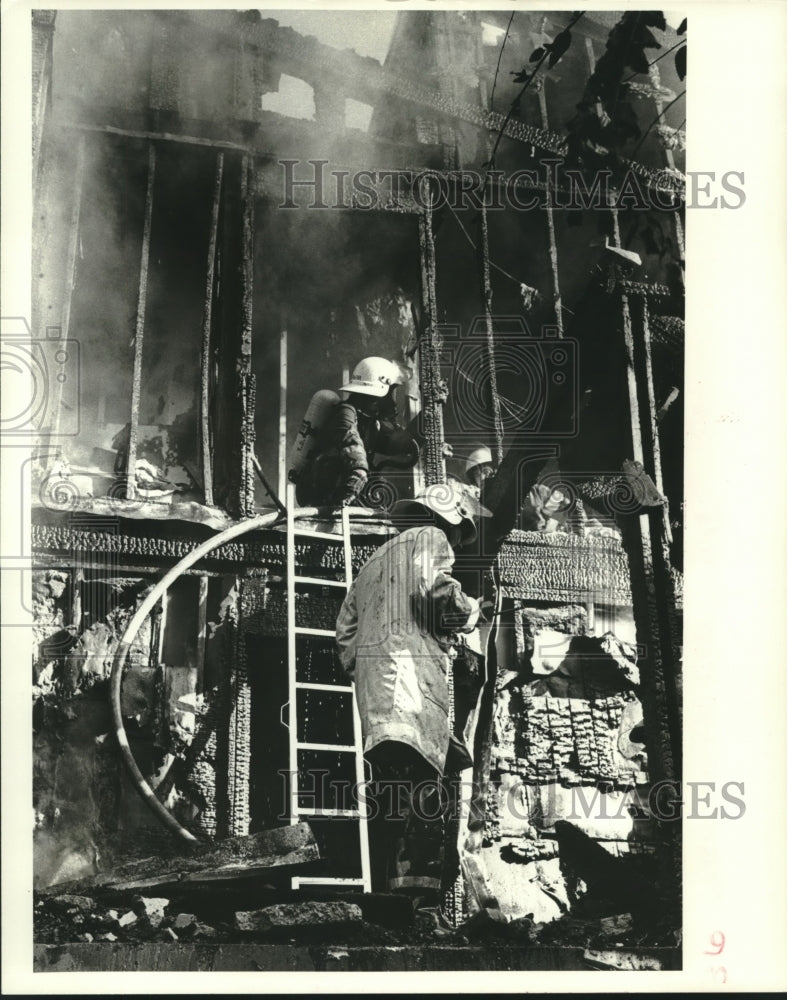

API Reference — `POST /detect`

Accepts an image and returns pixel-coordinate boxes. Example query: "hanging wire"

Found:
[489,12,516,112]
[445,203,574,317]
[446,202,522,287]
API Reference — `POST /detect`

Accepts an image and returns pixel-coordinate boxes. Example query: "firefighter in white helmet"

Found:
[294,357,418,507]
[336,482,480,907]
[465,445,494,490]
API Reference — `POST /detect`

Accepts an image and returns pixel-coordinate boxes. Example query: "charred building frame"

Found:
[30,8,685,966]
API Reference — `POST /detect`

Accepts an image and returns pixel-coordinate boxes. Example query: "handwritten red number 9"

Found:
[705,930,725,955]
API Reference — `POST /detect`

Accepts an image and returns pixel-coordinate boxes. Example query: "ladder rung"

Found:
[293,806,361,818]
[296,682,353,693]
[292,527,344,541]
[292,877,366,887]
[294,627,336,637]
[294,575,347,588]
[296,741,356,752]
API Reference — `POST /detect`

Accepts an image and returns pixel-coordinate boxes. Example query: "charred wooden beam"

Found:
[196,575,209,693]
[38,823,320,896]
[126,143,157,500]
[417,201,446,486]
[537,86,564,337]
[59,120,254,154]
[639,298,672,544]
[201,152,224,507]
[615,287,682,926]
[478,203,505,466]
[246,16,684,201]
[656,387,680,424]
[238,154,256,519]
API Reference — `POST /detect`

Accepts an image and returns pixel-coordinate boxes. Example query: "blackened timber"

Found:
[621,292,645,466]
[201,152,223,507]
[210,154,247,517]
[228,621,252,836]
[630,295,681,776]
[478,204,505,466]
[639,297,671,542]
[214,576,237,839]
[127,143,156,500]
[417,202,446,486]
[615,288,681,927]
[616,278,673,300]
[61,121,253,154]
[239,155,256,518]
[38,824,320,896]
[246,16,685,201]
[466,581,500,845]
[196,575,209,693]
[537,86,564,338]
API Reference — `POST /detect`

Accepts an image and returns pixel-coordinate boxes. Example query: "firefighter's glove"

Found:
[342,469,367,505]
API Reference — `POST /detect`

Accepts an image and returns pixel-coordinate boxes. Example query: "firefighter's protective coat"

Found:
[336,526,478,775]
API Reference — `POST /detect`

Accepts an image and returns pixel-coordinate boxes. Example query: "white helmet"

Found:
[340,357,403,398]
[466,445,493,477]
[391,483,478,544]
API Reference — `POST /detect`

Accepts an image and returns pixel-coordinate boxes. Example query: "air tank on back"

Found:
[288,389,341,483]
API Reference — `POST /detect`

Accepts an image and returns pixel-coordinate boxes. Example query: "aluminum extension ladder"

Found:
[283,482,371,892]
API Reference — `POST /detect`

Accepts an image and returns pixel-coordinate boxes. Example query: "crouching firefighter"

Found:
[335,483,481,910]
[289,356,419,507]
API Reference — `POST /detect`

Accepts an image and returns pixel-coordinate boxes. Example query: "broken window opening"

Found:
[261,74,316,121]
[135,142,218,502]
[344,98,373,132]
[55,133,147,492]
[40,133,257,514]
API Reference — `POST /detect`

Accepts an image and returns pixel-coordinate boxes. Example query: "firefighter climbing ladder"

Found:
[284,482,372,892]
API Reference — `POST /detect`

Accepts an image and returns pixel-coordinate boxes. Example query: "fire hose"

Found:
[109,493,395,842]
[109,511,285,844]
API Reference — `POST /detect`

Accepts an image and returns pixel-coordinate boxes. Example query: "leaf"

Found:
[677,18,687,35]
[529,46,546,62]
[512,69,532,84]
[635,26,661,50]
[675,46,686,80]
[547,29,572,68]
[641,11,668,31]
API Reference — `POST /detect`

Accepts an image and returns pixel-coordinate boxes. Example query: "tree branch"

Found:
[484,10,586,188]
[622,39,686,84]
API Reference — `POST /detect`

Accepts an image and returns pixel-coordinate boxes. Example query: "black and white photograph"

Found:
[2,0,786,991]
